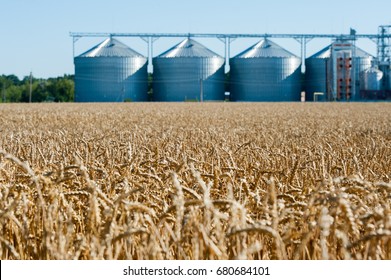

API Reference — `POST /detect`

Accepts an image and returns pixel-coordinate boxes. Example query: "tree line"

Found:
[0,74,74,103]
[0,72,230,103]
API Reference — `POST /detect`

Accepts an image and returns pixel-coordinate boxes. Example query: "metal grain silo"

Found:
[305,44,374,101]
[361,66,383,91]
[304,46,330,101]
[359,66,384,99]
[388,67,391,91]
[75,38,148,102]
[380,63,391,91]
[229,39,302,101]
[152,38,225,101]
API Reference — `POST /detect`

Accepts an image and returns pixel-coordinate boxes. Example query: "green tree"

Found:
[32,81,50,102]
[5,74,21,86]
[0,74,75,103]
[55,78,74,102]
[6,85,23,102]
[47,76,74,102]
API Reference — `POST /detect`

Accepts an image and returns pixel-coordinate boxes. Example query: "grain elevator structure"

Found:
[74,38,148,102]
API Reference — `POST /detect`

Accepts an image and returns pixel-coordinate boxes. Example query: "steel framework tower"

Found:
[378,25,391,62]
[70,31,385,74]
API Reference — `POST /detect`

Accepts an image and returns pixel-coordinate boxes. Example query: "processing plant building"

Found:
[305,43,374,101]
[72,26,391,102]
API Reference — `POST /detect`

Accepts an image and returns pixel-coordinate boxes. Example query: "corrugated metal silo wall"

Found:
[152,57,225,101]
[304,57,328,101]
[388,68,391,90]
[354,57,373,100]
[75,57,148,102]
[361,69,383,91]
[379,64,390,90]
[229,57,302,101]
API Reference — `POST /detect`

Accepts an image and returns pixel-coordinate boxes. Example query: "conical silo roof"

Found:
[308,44,374,59]
[78,38,144,58]
[157,38,221,58]
[234,39,298,58]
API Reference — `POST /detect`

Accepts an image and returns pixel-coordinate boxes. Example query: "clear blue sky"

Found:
[1,0,390,78]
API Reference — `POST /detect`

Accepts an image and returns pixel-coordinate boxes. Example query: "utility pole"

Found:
[29,71,32,103]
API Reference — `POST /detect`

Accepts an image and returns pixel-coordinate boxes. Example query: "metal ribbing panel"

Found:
[355,56,373,97]
[379,64,391,91]
[122,57,149,102]
[152,54,225,102]
[230,57,302,101]
[152,38,225,102]
[304,57,328,101]
[361,67,383,91]
[75,56,148,102]
[388,68,391,90]
[229,39,302,102]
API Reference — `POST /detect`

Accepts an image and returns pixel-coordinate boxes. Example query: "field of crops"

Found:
[0,103,390,260]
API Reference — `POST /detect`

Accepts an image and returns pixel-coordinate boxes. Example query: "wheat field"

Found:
[0,103,390,260]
